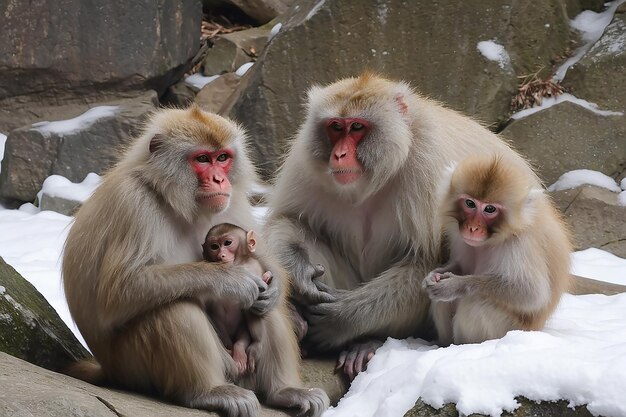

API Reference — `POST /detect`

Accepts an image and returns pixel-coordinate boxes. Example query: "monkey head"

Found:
[136,105,256,222]
[203,223,257,263]
[302,73,414,201]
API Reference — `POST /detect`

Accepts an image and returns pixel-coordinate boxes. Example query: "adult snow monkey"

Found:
[264,72,624,380]
[62,106,329,417]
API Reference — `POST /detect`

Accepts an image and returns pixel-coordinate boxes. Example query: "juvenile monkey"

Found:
[203,223,272,375]
[423,155,572,345]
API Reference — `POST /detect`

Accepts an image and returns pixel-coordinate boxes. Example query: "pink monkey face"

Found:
[457,194,502,246]
[205,234,240,263]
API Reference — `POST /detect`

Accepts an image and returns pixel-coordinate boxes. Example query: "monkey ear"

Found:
[395,94,409,115]
[149,134,165,154]
[521,188,543,225]
[247,230,257,253]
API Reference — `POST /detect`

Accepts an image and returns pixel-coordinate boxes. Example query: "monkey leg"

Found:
[431,300,455,346]
[110,301,259,417]
[250,309,330,417]
[452,298,518,344]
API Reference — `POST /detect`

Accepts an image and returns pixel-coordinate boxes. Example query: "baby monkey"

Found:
[203,223,273,375]
[423,155,571,345]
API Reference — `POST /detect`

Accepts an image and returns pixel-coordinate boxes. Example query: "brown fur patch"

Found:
[183,105,234,149]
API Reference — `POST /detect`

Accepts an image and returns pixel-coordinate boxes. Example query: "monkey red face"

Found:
[204,234,239,263]
[457,194,502,246]
[325,118,370,185]
[189,149,234,212]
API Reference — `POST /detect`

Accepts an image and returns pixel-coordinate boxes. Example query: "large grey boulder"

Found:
[502,101,625,185]
[202,27,268,76]
[203,0,294,24]
[0,91,158,203]
[0,257,88,372]
[0,0,201,131]
[550,185,626,257]
[0,352,344,417]
[196,73,242,113]
[563,3,626,113]
[223,0,572,179]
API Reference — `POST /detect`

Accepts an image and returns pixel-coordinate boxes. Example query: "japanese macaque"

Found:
[62,106,329,417]
[203,223,273,375]
[264,72,610,380]
[422,155,572,345]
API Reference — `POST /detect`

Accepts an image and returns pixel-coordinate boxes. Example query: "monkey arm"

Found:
[97,262,267,330]
[265,216,334,304]
[425,272,552,313]
[304,260,431,351]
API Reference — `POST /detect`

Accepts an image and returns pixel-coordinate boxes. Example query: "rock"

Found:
[0,91,158,203]
[550,185,626,257]
[563,0,607,18]
[39,194,81,216]
[0,352,342,416]
[563,4,626,112]
[203,0,294,24]
[0,258,88,372]
[161,80,198,108]
[502,101,625,185]
[224,0,572,179]
[202,27,268,75]
[300,358,348,405]
[404,397,593,417]
[196,73,242,113]
[0,0,201,130]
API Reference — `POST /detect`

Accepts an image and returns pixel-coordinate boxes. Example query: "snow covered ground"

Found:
[0,167,625,417]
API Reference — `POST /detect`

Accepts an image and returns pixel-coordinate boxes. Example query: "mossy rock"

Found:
[0,257,89,372]
[404,397,593,417]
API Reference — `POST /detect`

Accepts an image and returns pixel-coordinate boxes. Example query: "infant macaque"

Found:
[203,223,272,375]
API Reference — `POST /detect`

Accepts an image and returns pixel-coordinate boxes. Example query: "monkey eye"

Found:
[330,122,343,131]
[216,153,229,162]
[465,199,476,209]
[210,243,219,250]
[196,154,210,163]
[484,205,497,214]
[224,239,232,246]
[351,122,364,131]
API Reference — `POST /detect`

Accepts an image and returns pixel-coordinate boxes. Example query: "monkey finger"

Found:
[335,351,347,372]
[311,263,325,278]
[343,350,358,381]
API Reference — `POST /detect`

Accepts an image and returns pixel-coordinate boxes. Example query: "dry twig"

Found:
[511,68,565,111]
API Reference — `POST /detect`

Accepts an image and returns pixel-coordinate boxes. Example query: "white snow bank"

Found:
[268,23,282,42]
[36,173,102,204]
[554,0,625,81]
[572,248,626,284]
[548,169,622,193]
[235,62,254,77]
[31,106,119,138]
[185,73,219,90]
[477,40,511,69]
[0,133,7,173]
[511,93,623,120]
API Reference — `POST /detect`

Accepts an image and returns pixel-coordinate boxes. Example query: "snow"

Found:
[31,106,119,138]
[306,0,327,20]
[0,170,624,417]
[235,62,254,77]
[554,0,625,81]
[0,133,7,172]
[619,191,626,206]
[185,73,219,90]
[548,169,622,193]
[476,40,511,69]
[511,93,623,120]
[268,23,282,42]
[36,173,102,203]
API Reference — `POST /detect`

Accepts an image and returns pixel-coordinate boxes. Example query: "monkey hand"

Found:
[224,265,268,309]
[335,339,383,381]
[303,292,360,350]
[249,271,280,316]
[293,263,338,305]
[423,272,466,302]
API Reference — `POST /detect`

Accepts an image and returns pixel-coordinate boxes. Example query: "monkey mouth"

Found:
[196,192,230,209]
[330,168,363,185]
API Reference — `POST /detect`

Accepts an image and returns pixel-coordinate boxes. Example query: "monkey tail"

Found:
[65,358,107,386]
